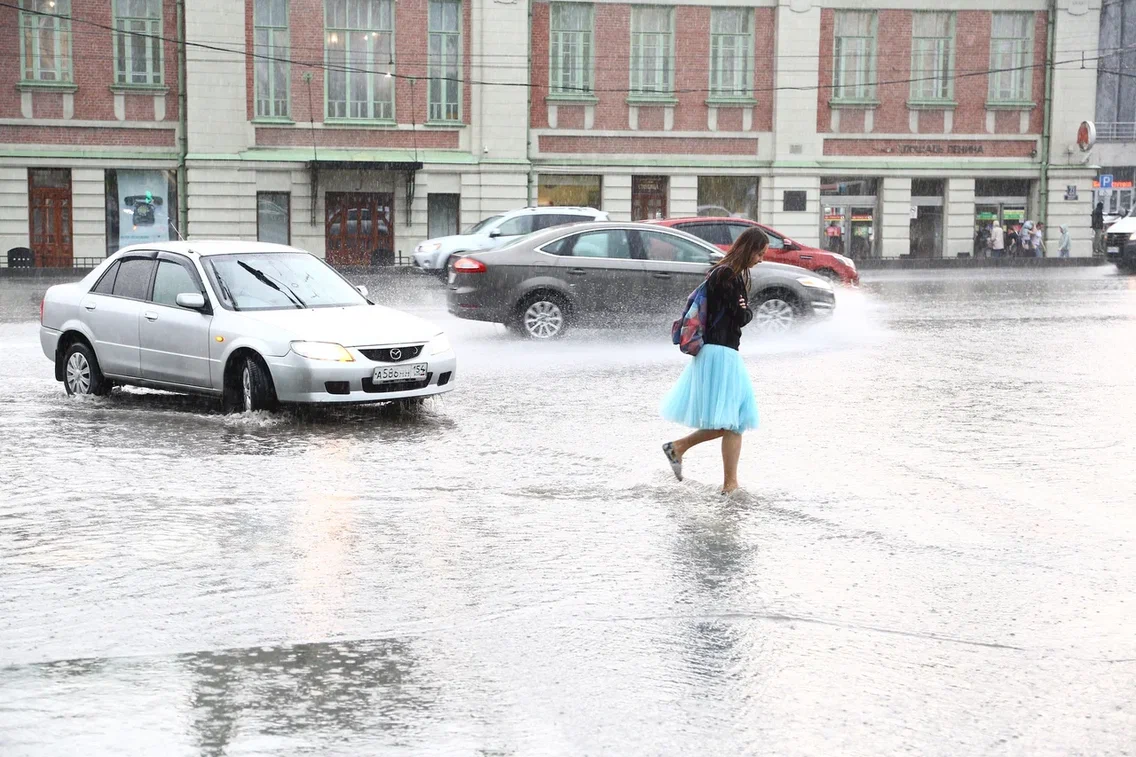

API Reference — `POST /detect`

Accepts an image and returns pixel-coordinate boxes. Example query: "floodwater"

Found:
[1,268,1135,756]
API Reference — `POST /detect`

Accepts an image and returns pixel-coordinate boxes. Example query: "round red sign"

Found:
[1077,121,1096,152]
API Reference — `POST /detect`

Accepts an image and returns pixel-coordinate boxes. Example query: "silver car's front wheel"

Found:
[754,296,797,334]
[522,297,567,339]
[242,365,254,413]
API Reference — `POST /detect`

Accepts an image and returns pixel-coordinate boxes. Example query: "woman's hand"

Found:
[738,295,749,310]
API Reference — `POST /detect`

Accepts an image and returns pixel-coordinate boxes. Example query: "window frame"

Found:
[549,228,637,259]
[549,2,595,99]
[427,0,462,123]
[988,12,1034,105]
[92,261,122,295]
[709,7,753,101]
[256,191,292,245]
[113,0,163,88]
[110,254,158,302]
[831,10,878,105]
[634,229,716,264]
[253,0,291,120]
[629,5,675,100]
[19,0,73,85]
[324,0,396,122]
[909,11,955,105]
[149,253,208,311]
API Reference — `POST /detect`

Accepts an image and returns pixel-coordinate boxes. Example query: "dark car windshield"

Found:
[203,252,367,311]
[465,215,502,234]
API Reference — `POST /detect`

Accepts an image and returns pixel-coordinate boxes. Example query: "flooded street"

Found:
[2,269,1135,755]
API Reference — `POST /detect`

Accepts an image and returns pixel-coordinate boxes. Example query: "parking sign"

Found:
[1100,175,1113,189]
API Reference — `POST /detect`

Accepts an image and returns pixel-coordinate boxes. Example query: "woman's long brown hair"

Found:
[715,226,769,290]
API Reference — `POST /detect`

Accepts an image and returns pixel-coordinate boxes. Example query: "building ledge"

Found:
[545,93,599,105]
[423,120,466,129]
[626,95,679,106]
[907,99,957,111]
[706,96,757,107]
[110,84,169,95]
[17,81,77,93]
[252,116,296,126]
[323,118,398,128]
[829,98,879,109]
[985,100,1036,111]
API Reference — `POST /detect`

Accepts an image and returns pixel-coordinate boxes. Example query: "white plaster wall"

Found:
[187,164,257,240]
[767,174,822,246]
[184,1,250,156]
[946,177,977,258]
[1045,168,1098,257]
[880,177,912,259]
[669,175,698,218]
[471,0,530,163]
[772,3,822,162]
[602,175,633,222]
[72,168,108,260]
[0,167,30,261]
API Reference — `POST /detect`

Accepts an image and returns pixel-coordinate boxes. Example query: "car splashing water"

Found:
[1,268,1135,756]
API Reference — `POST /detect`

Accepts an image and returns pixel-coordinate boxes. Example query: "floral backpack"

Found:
[671,279,722,356]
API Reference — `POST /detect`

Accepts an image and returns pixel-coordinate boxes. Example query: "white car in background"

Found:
[39,241,457,412]
[412,206,608,276]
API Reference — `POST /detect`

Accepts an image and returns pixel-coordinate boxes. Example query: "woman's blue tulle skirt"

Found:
[660,345,759,433]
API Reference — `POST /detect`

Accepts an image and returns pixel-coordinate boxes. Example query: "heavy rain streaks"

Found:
[1,269,1135,755]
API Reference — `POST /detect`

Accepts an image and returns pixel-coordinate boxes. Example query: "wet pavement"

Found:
[1,268,1135,756]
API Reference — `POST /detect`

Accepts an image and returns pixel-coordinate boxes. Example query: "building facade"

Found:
[0,0,1106,266]
[1094,0,1135,217]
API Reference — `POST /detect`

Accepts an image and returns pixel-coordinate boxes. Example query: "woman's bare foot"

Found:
[720,481,740,496]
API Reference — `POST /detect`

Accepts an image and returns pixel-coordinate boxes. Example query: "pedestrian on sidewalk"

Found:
[1034,222,1046,257]
[990,222,1005,258]
[1092,202,1106,258]
[1058,225,1071,258]
[661,227,766,496]
[1020,221,1034,256]
[1007,224,1020,256]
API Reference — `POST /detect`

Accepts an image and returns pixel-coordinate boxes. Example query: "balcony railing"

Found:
[1097,122,1136,142]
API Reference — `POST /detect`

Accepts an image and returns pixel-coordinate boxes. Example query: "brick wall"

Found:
[529,2,550,128]
[0,0,180,132]
[954,11,991,134]
[539,135,758,155]
[255,127,459,149]
[593,4,632,130]
[816,9,834,133]
[874,10,913,134]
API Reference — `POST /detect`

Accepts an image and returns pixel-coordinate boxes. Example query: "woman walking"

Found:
[660,227,767,495]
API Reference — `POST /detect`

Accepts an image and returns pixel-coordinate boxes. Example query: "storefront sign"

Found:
[823,140,1036,158]
[117,170,170,246]
[1064,185,1079,201]
[1093,179,1131,189]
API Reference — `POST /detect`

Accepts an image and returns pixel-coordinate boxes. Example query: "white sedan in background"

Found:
[39,241,457,412]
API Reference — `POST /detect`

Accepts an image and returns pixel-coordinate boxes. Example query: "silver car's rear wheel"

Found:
[61,342,111,397]
[522,297,567,339]
[754,295,797,333]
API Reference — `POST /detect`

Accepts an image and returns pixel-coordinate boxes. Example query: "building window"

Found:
[698,177,758,220]
[254,0,290,118]
[428,0,461,122]
[105,169,179,256]
[630,6,674,97]
[325,0,394,121]
[113,0,162,86]
[257,192,291,244]
[832,10,876,102]
[538,175,602,209]
[549,3,593,97]
[989,12,1033,104]
[709,8,752,99]
[910,12,954,102]
[19,0,72,83]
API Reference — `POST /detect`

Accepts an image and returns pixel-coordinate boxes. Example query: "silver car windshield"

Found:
[203,253,368,311]
[465,215,502,234]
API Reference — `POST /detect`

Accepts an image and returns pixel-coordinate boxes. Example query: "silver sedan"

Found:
[39,241,457,411]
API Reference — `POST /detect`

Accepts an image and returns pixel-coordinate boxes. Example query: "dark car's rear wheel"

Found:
[61,342,112,397]
[517,292,569,339]
[752,290,800,334]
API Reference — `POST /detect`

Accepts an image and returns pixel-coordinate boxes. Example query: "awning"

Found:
[307,158,424,225]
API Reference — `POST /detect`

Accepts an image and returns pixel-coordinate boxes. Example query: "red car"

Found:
[647,217,860,286]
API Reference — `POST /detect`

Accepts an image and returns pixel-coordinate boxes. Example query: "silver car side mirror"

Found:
[355,285,369,297]
[176,292,206,310]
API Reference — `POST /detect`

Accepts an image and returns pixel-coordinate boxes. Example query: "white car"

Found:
[39,241,457,411]
[412,206,608,275]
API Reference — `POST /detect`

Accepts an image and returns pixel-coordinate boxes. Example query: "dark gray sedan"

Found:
[446,222,836,339]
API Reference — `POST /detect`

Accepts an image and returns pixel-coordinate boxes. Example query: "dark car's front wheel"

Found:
[752,290,800,334]
[517,292,569,339]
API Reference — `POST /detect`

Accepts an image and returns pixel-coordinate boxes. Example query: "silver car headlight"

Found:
[291,341,355,362]
[428,333,452,355]
[417,242,443,253]
[797,276,833,290]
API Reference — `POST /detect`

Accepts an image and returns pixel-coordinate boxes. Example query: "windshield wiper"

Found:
[238,261,306,308]
[213,269,240,311]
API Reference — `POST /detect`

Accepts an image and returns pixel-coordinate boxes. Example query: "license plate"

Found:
[372,363,427,383]
[1108,246,1119,254]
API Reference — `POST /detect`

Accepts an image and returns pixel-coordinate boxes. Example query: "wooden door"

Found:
[632,176,668,221]
[28,169,73,268]
[325,192,395,266]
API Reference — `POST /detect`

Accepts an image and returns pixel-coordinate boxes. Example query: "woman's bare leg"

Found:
[672,429,727,460]
[721,432,742,493]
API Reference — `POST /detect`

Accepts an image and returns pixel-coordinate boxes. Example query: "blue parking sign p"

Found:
[1100,174,1113,189]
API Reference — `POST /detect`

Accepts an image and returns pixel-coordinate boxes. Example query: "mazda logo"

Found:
[389,348,402,361]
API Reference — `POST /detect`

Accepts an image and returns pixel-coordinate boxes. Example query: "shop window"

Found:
[427,193,460,239]
[697,177,758,220]
[253,0,290,118]
[632,176,668,221]
[538,175,602,209]
[114,0,162,87]
[105,169,179,256]
[20,0,73,83]
[325,0,394,121]
[257,192,291,244]
[821,177,878,196]
[428,0,461,122]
